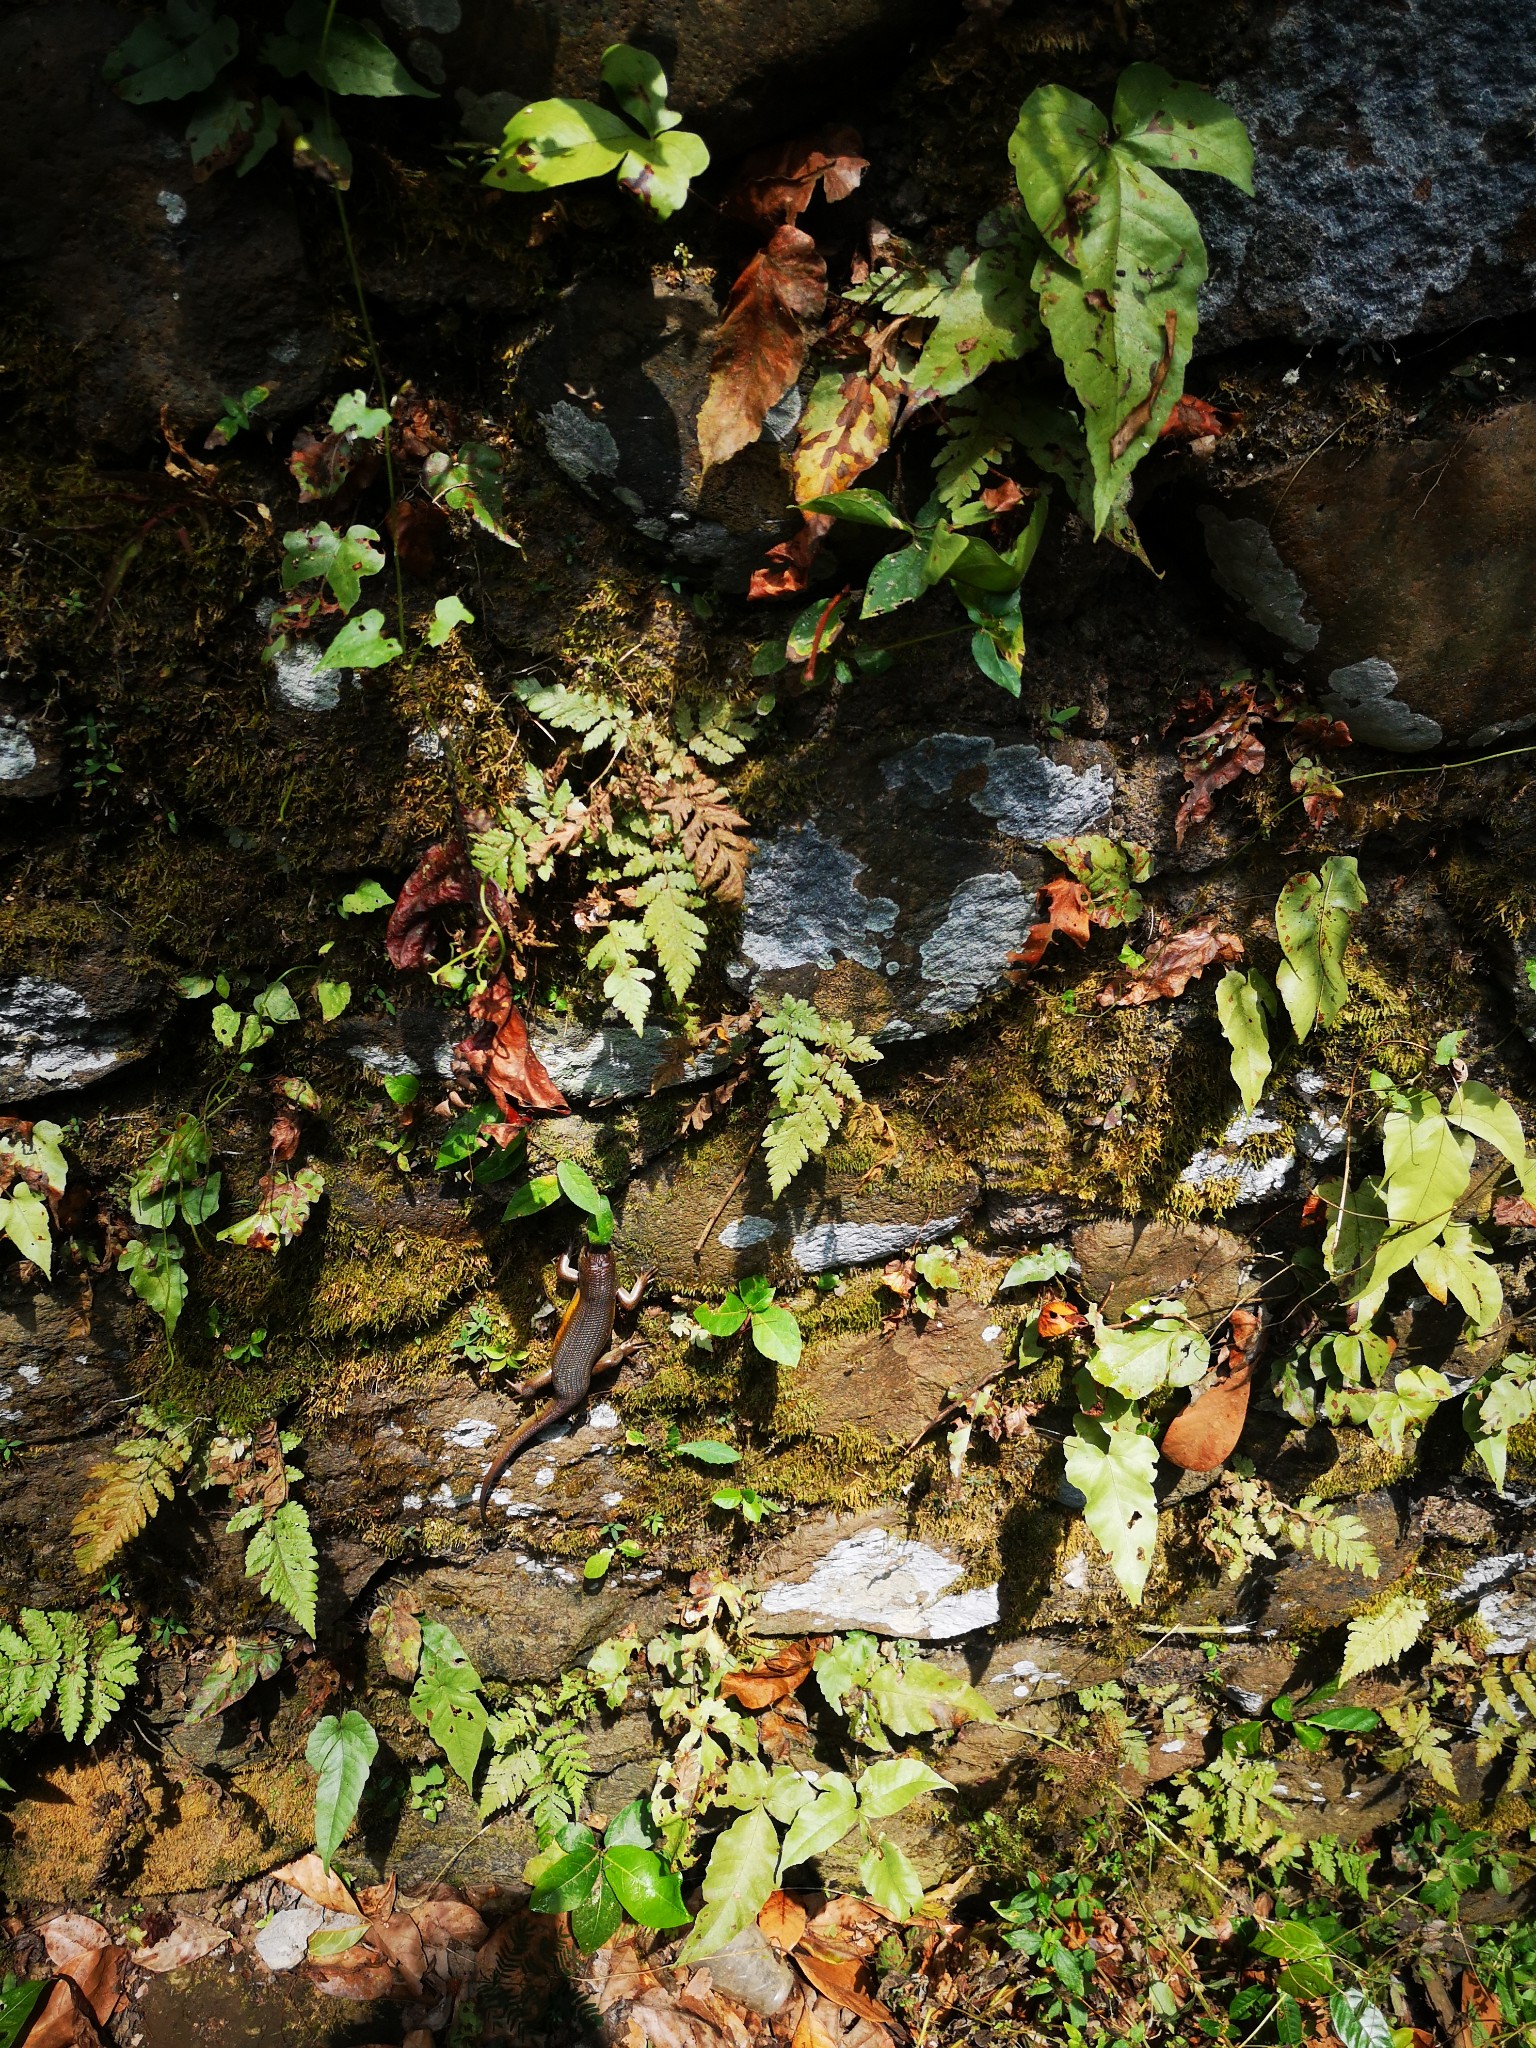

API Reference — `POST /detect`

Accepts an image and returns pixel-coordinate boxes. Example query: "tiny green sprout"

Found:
[384,1071,419,1107]
[1118,942,1146,970]
[205,385,271,449]
[584,1523,645,1581]
[148,1615,187,1651]
[224,1326,267,1365]
[693,1273,802,1366]
[450,1305,523,1374]
[1525,959,1536,994]
[409,1762,448,1824]
[1435,1028,1467,1065]
[1044,704,1080,739]
[711,1484,783,1526]
[1058,989,1079,1015]
[0,1438,22,1466]
[98,1575,124,1601]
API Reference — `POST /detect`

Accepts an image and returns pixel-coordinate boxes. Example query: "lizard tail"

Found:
[477,1398,569,1522]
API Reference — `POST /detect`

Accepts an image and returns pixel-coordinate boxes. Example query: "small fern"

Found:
[1477,1666,1536,1791]
[479,1685,594,1843]
[1340,1592,1427,1684]
[245,1500,318,1639]
[586,920,655,1034]
[758,996,881,1198]
[73,1407,195,1576]
[0,1610,141,1743]
[673,696,756,767]
[625,844,709,1002]
[515,677,632,753]
[1201,1473,1379,1583]
[1178,1749,1301,1866]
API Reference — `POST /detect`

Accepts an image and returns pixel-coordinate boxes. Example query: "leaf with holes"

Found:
[1065,1416,1159,1604]
[698,226,827,472]
[318,609,401,671]
[1275,857,1367,1041]
[1216,967,1275,1114]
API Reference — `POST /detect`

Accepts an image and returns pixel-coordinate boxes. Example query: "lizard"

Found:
[477,1242,649,1521]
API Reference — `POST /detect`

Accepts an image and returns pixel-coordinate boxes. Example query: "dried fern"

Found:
[73,1407,195,1576]
[653,775,751,905]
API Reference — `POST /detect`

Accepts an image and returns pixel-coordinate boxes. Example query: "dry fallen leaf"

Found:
[405,1897,489,1947]
[723,125,868,228]
[456,970,567,1117]
[23,1979,102,2048]
[794,1944,894,2027]
[1038,1296,1088,1340]
[133,1916,229,1972]
[1158,393,1238,443]
[758,1891,808,1953]
[697,225,827,473]
[40,1916,123,2027]
[1008,874,1093,973]
[1097,923,1244,1007]
[273,1853,362,1917]
[720,1638,821,1710]
[385,838,477,971]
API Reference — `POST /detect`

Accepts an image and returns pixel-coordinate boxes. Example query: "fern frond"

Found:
[515,678,632,753]
[757,996,881,1198]
[654,776,752,905]
[632,862,708,1002]
[673,697,756,768]
[1340,1593,1427,1684]
[73,1409,193,1576]
[245,1500,318,1637]
[586,920,653,1034]
[54,1611,89,1741]
[82,1623,141,1744]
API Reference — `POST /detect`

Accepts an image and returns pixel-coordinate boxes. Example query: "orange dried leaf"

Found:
[1008,875,1093,974]
[697,225,827,473]
[723,125,868,228]
[1038,1296,1087,1340]
[274,1853,362,1917]
[720,1637,820,1710]
[1097,923,1243,1007]
[759,1891,808,1952]
[457,971,567,1116]
[1158,394,1237,443]
[795,1945,895,2026]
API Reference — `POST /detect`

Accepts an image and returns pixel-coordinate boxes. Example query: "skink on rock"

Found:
[477,1244,648,1521]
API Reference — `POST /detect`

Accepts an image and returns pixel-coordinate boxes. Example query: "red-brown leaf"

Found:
[269,1112,302,1164]
[748,513,829,599]
[719,1638,822,1710]
[1007,875,1093,973]
[1038,1296,1087,1340]
[456,972,567,1117]
[1494,1193,1536,1228]
[1175,729,1266,845]
[385,839,476,970]
[40,1916,123,2028]
[698,225,828,473]
[1158,394,1238,443]
[22,1979,102,2048]
[1097,923,1244,1007]
[723,125,868,228]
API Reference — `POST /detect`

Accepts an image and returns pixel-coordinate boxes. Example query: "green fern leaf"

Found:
[5,1610,62,1731]
[53,1611,90,1740]
[73,1409,193,1575]
[515,678,631,752]
[246,1500,319,1637]
[586,921,653,1033]
[635,865,708,1002]
[83,1623,141,1743]
[1340,1593,1427,1684]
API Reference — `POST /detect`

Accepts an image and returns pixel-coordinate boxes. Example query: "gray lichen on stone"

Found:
[789,1213,962,1273]
[757,1525,1000,1640]
[918,871,1034,1016]
[530,1021,727,1107]
[741,823,898,974]
[0,717,38,781]
[1200,505,1320,649]
[0,975,131,1096]
[1320,657,1443,752]
[882,732,1112,844]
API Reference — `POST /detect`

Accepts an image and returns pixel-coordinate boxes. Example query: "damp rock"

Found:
[753,1514,1000,1640]
[0,961,168,1102]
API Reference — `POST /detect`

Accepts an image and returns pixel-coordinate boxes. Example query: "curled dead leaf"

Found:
[1158,394,1238,443]
[385,839,476,970]
[1037,1296,1087,1340]
[40,1916,123,2028]
[719,1637,822,1710]
[274,1853,362,1917]
[723,125,868,228]
[1096,922,1243,1007]
[1008,874,1093,973]
[697,225,827,473]
[455,971,567,1117]
[759,1891,808,1953]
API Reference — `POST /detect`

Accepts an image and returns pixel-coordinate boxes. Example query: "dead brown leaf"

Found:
[1037,1295,1088,1340]
[385,838,477,971]
[368,1594,423,1683]
[1096,922,1243,1007]
[40,1915,123,2028]
[367,1910,428,1997]
[698,225,827,473]
[652,775,752,905]
[23,1979,102,2048]
[720,1638,822,1710]
[748,514,829,599]
[456,971,567,1117]
[759,1891,809,1953]
[794,1945,894,2026]
[1495,1193,1536,1227]
[723,126,868,229]
[274,1853,362,1916]
[386,495,449,578]
[405,1897,489,1947]
[307,1957,399,2001]
[134,1916,228,1972]
[1158,394,1238,443]
[1008,874,1093,973]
